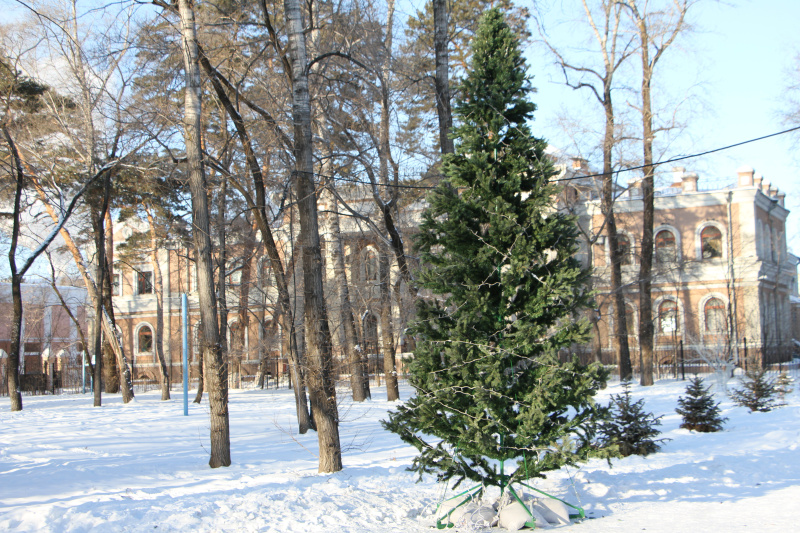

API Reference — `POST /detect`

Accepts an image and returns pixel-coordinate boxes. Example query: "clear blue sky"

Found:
[523,0,800,252]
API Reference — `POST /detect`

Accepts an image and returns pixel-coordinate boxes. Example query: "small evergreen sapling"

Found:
[675,376,727,432]
[598,381,668,457]
[775,372,794,400]
[730,369,784,412]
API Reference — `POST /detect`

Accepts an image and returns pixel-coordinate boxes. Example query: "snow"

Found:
[1,375,799,532]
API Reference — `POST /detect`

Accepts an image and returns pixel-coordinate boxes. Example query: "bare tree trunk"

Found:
[30,178,134,402]
[283,0,342,473]
[6,274,23,411]
[216,174,230,388]
[145,208,171,400]
[539,0,634,380]
[379,243,399,400]
[3,125,25,412]
[193,344,204,404]
[177,0,230,468]
[433,0,453,155]
[622,0,691,386]
[637,72,655,385]
[91,178,110,407]
[103,211,120,393]
[601,98,632,381]
[198,51,312,432]
[328,188,369,401]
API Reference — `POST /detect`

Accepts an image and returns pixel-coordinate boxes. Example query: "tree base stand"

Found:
[435,458,585,529]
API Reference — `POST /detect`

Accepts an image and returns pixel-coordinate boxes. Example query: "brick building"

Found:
[565,161,799,370]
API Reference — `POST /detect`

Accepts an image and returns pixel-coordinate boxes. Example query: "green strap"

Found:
[519,482,586,520]
[435,485,483,529]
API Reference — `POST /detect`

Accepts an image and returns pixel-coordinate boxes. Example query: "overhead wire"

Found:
[295,124,800,190]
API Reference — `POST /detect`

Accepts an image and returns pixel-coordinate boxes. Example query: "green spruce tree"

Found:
[730,369,784,412]
[383,8,607,488]
[599,381,667,457]
[676,376,727,432]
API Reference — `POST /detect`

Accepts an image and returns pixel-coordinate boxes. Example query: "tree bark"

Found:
[3,125,25,411]
[177,0,231,468]
[91,178,110,407]
[30,177,134,402]
[637,58,655,386]
[622,0,690,386]
[327,188,369,401]
[145,208,171,400]
[103,210,120,393]
[283,0,342,473]
[216,174,230,387]
[198,51,312,432]
[601,95,632,381]
[379,243,399,400]
[433,0,453,155]
[193,341,204,404]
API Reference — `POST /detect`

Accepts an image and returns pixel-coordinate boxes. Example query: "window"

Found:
[137,325,153,354]
[364,249,379,281]
[704,298,727,333]
[112,273,122,296]
[617,234,632,265]
[658,300,678,335]
[700,226,722,259]
[137,271,153,295]
[655,230,677,263]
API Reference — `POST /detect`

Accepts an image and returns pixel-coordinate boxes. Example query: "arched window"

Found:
[700,226,722,259]
[617,234,632,265]
[655,229,677,263]
[364,249,379,281]
[704,298,727,333]
[137,325,153,354]
[658,300,678,335]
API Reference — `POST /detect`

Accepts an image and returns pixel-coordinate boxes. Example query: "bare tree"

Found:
[282,0,342,473]
[432,0,453,155]
[621,0,695,386]
[175,0,230,468]
[538,0,636,379]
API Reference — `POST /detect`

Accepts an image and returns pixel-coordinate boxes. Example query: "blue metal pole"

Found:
[82,351,85,394]
[182,293,189,416]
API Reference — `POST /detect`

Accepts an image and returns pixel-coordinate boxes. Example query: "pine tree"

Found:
[383,9,607,489]
[598,381,667,457]
[730,369,784,412]
[675,376,727,432]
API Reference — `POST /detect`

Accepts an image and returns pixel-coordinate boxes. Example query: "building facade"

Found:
[106,162,799,387]
[0,282,88,392]
[567,162,799,370]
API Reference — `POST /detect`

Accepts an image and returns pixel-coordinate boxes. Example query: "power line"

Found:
[556,125,800,183]
[301,125,800,190]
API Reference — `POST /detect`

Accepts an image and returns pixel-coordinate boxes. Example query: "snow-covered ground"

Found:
[1,373,798,532]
